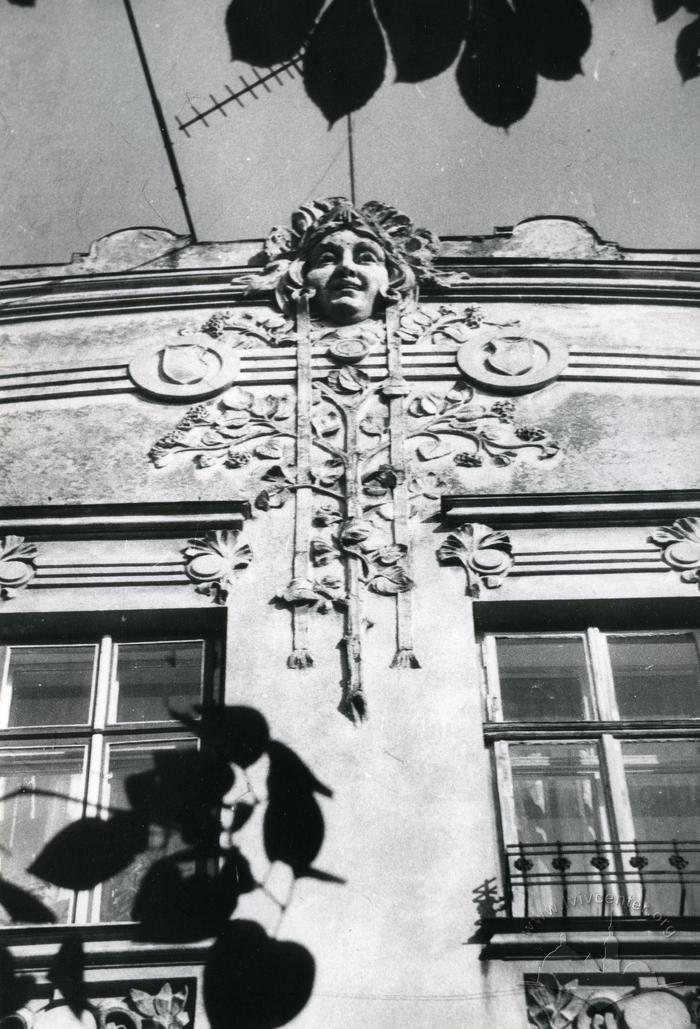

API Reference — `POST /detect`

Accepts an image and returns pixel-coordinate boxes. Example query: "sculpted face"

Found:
[304,229,390,325]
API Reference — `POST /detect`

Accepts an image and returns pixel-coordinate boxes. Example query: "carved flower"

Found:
[436,523,513,598]
[183,529,252,604]
[650,517,700,584]
[130,983,189,1029]
[454,452,483,468]
[0,536,38,600]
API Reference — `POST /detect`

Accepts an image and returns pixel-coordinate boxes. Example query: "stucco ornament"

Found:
[436,524,513,598]
[245,196,441,324]
[183,529,252,604]
[150,198,560,720]
[128,984,190,1029]
[129,333,240,402]
[0,535,38,599]
[650,517,700,585]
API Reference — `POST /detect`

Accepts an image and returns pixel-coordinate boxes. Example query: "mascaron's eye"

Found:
[315,250,337,264]
[356,250,380,263]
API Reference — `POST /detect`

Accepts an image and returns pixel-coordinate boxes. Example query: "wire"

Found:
[122,0,198,242]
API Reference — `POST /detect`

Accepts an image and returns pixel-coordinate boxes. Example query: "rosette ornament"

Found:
[436,524,513,598]
[650,517,700,585]
[183,530,253,604]
[0,535,38,600]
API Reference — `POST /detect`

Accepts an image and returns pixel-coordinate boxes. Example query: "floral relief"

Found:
[183,529,253,604]
[436,524,513,598]
[0,535,38,600]
[128,984,190,1029]
[649,517,700,585]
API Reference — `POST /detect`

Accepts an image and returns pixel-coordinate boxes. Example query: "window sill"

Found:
[479,916,700,960]
[0,923,212,970]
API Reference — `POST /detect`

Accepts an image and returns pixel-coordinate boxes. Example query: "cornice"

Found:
[0,501,250,537]
[3,260,700,324]
[442,490,700,528]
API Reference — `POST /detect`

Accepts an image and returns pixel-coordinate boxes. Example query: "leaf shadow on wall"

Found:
[0,706,344,1029]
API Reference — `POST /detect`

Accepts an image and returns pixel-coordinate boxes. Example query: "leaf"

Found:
[457,0,537,127]
[0,877,55,923]
[204,921,315,1029]
[416,439,453,461]
[226,0,323,65]
[173,705,269,768]
[304,0,387,124]
[375,0,467,82]
[515,0,592,80]
[221,386,254,411]
[676,16,700,81]
[254,439,283,460]
[28,815,148,890]
[653,0,684,19]
[369,565,414,595]
[359,415,385,437]
[231,802,255,833]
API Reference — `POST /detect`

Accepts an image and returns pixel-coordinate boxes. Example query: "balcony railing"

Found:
[504,839,700,920]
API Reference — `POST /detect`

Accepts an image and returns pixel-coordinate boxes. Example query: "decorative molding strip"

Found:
[0,502,249,537]
[650,517,700,587]
[512,546,665,576]
[442,490,700,528]
[8,342,700,406]
[436,524,513,597]
[3,262,700,323]
[32,561,189,589]
[0,535,37,599]
[183,529,253,604]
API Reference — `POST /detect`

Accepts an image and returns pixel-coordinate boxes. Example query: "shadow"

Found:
[0,705,342,1029]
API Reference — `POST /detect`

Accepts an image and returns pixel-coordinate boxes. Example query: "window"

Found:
[483,628,700,920]
[0,626,216,925]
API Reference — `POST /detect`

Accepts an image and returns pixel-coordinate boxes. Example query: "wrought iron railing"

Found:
[504,839,700,920]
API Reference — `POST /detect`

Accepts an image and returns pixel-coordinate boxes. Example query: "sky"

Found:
[1,0,699,266]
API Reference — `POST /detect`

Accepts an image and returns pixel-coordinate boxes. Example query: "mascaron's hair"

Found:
[244,197,440,315]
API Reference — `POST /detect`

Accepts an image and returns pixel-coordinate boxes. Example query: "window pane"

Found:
[0,747,86,924]
[609,634,700,719]
[511,743,608,842]
[496,637,593,720]
[623,741,700,916]
[2,646,96,727]
[97,741,196,922]
[509,743,609,917]
[112,641,204,723]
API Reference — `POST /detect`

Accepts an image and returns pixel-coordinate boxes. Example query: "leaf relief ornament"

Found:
[650,517,700,585]
[0,535,38,600]
[129,984,190,1029]
[436,524,513,598]
[183,530,252,604]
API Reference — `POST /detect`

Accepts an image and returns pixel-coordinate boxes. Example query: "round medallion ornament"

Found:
[456,334,569,394]
[665,540,700,568]
[129,334,240,401]
[327,339,370,365]
[186,553,229,583]
[0,559,33,587]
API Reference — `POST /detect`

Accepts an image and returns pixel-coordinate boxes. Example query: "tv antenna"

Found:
[175,55,305,138]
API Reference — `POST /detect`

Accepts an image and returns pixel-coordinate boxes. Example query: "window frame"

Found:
[0,611,224,926]
[481,624,700,918]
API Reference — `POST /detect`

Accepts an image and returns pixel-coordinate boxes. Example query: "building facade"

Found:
[1,200,700,1027]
